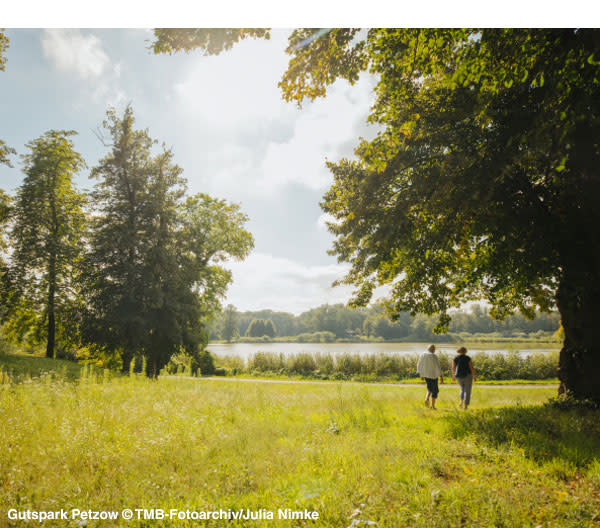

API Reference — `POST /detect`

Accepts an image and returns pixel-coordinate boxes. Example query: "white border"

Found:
[2,0,599,28]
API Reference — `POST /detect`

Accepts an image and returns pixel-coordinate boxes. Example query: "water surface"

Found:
[208,342,560,359]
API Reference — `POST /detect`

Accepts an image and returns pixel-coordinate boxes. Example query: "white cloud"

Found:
[317,212,337,231]
[173,30,293,130]
[223,252,354,314]
[223,251,395,314]
[42,29,110,79]
[255,75,377,193]
[41,29,127,107]
[171,29,378,199]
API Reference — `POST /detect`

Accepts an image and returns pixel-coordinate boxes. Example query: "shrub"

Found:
[192,349,215,376]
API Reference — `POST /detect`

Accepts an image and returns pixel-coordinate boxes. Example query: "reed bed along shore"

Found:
[211,350,559,382]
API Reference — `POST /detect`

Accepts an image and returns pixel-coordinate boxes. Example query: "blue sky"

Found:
[1,28,380,313]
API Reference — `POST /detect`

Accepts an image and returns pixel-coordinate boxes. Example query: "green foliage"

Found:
[6,130,86,358]
[245,318,277,338]
[0,139,16,167]
[82,106,253,377]
[213,302,559,342]
[306,29,599,324]
[149,29,600,397]
[152,28,270,55]
[191,349,216,376]
[0,31,16,168]
[221,304,239,342]
[0,29,8,72]
[264,318,276,337]
[246,318,265,337]
[280,29,368,104]
[82,106,160,370]
[279,28,600,399]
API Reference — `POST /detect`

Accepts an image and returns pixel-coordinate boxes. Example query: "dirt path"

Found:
[174,376,558,389]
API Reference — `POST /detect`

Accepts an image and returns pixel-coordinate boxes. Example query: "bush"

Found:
[192,349,216,376]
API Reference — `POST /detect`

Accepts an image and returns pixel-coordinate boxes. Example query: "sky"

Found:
[0,28,381,314]
[2,0,597,314]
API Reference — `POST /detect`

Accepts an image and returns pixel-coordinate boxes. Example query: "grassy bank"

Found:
[1,373,599,527]
[0,350,104,382]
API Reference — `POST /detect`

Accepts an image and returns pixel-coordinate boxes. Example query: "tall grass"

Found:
[1,374,598,527]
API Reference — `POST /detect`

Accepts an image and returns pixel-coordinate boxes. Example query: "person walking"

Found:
[452,346,476,409]
[417,344,444,409]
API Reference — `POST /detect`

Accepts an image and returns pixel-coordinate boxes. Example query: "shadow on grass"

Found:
[445,403,600,468]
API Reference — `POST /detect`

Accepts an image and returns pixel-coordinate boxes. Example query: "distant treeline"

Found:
[209,304,561,343]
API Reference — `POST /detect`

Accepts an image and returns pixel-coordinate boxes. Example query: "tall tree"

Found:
[221,304,239,342]
[83,106,155,372]
[246,319,266,337]
[264,318,276,338]
[10,130,86,358]
[153,29,600,401]
[84,107,254,377]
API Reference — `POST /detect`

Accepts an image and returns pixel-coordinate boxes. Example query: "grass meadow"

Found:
[1,364,600,527]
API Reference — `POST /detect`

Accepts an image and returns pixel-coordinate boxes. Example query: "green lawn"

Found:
[1,370,599,527]
[0,350,104,381]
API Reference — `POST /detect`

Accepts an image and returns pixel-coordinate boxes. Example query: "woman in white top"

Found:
[417,344,444,409]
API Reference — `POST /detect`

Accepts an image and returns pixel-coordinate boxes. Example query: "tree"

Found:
[153,29,600,401]
[246,318,266,337]
[264,318,276,338]
[84,107,254,377]
[9,130,86,358]
[151,28,270,56]
[0,31,16,168]
[315,29,600,401]
[221,304,239,342]
[0,191,13,320]
[83,106,156,372]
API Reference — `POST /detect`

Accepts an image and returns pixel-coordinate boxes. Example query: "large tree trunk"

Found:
[556,272,600,402]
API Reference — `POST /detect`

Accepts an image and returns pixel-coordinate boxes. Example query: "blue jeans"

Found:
[457,374,473,405]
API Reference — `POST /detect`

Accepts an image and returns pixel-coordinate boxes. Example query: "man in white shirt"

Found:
[417,344,444,409]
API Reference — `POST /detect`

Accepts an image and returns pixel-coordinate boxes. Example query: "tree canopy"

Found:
[82,106,254,376]
[8,130,86,358]
[152,28,270,56]
[152,28,600,400]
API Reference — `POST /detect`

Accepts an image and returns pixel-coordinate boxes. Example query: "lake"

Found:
[208,342,560,359]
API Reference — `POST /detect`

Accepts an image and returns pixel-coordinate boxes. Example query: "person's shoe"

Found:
[424,398,430,407]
